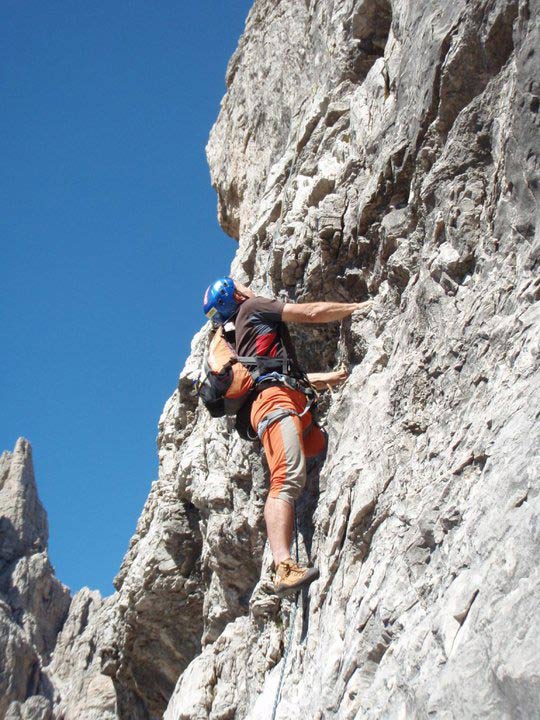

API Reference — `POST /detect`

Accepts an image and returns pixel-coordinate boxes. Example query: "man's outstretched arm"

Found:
[282,299,372,323]
[307,368,349,390]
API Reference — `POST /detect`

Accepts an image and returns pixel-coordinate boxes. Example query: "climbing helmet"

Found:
[203,277,238,324]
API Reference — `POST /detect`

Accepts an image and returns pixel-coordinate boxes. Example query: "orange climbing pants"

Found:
[250,386,327,505]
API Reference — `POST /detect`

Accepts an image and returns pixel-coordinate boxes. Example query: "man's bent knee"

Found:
[269,484,302,506]
[259,410,306,506]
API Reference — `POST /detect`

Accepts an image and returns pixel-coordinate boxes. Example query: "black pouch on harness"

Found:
[197,370,230,418]
[234,389,259,441]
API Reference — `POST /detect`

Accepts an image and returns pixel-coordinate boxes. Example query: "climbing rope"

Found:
[271,503,300,720]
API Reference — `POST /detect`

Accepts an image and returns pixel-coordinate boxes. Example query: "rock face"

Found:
[0,440,116,720]
[160,0,540,717]
[44,589,117,720]
[0,439,69,719]
[3,0,539,718]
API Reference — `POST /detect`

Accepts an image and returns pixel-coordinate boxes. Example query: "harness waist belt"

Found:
[256,371,309,393]
[236,356,291,374]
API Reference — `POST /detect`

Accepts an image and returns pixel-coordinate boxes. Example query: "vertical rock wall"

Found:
[160,0,538,717]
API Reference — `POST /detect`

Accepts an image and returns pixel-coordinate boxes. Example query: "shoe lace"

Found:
[280,559,304,580]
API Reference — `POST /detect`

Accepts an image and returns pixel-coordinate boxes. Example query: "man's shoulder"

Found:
[239,296,284,316]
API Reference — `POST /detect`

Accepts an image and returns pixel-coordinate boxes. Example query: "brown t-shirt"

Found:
[234,296,300,372]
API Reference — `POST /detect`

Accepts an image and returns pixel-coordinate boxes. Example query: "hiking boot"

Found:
[274,558,319,597]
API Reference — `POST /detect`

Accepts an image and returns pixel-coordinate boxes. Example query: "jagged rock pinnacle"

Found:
[0,440,115,720]
[0,437,48,562]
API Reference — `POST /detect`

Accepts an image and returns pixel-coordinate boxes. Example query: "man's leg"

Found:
[261,413,305,566]
[302,420,327,458]
[250,387,320,594]
[259,415,319,595]
[264,495,294,566]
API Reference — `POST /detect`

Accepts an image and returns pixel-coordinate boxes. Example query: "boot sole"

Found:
[275,567,320,597]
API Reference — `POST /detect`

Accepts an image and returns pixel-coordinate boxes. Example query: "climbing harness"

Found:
[255,374,318,441]
[271,503,300,720]
[236,373,317,443]
[256,399,314,441]
[197,322,306,421]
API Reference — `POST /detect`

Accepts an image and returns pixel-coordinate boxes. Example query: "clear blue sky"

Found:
[1,0,252,596]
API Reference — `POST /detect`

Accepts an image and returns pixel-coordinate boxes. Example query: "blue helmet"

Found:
[203,277,238,324]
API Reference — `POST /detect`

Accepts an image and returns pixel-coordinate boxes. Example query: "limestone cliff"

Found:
[2,0,539,718]
[0,438,69,719]
[0,439,116,720]
[113,0,540,717]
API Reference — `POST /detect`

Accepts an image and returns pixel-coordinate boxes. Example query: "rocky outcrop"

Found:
[139,0,540,717]
[0,440,117,720]
[106,343,270,718]
[0,439,70,719]
[3,0,539,718]
[44,589,116,720]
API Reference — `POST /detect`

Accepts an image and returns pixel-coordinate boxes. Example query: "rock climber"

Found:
[203,277,372,596]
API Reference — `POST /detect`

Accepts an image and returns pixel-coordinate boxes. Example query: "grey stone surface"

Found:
[5,696,52,720]
[104,343,269,718]
[44,588,117,720]
[0,438,48,564]
[0,441,117,720]
[0,440,70,718]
